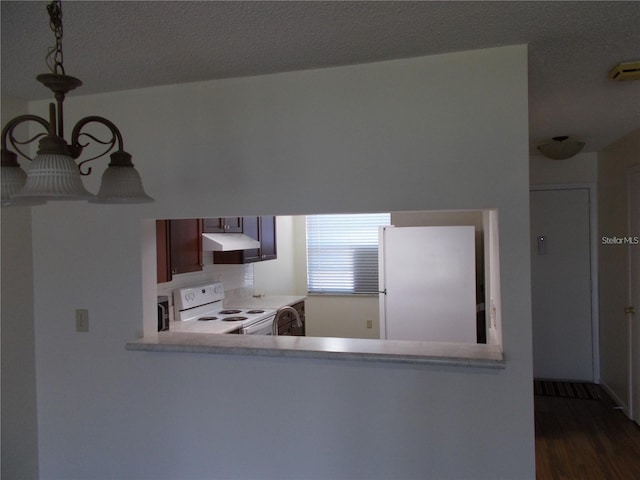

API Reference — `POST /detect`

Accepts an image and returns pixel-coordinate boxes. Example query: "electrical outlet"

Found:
[76,309,89,332]
[366,319,373,329]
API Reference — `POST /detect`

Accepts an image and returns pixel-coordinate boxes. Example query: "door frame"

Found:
[530,183,600,382]
[627,165,640,423]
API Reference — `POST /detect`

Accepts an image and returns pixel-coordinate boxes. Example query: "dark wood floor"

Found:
[535,385,640,479]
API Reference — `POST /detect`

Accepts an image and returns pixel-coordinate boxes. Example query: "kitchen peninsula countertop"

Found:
[129,293,503,367]
[126,334,504,368]
[223,294,306,310]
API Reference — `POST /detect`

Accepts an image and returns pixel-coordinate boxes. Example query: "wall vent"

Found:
[608,61,640,81]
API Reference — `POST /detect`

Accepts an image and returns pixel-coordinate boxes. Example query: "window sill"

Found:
[126,333,504,369]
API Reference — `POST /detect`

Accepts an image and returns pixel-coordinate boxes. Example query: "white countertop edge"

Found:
[125,333,505,369]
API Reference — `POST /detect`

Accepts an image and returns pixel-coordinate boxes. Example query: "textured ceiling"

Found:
[2,1,639,153]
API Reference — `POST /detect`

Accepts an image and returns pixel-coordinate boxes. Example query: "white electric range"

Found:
[171,283,276,335]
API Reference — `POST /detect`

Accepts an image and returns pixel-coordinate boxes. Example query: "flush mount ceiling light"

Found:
[537,136,585,160]
[0,1,153,207]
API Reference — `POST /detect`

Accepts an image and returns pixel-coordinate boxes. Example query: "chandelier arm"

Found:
[0,115,51,162]
[76,132,117,147]
[9,133,48,162]
[75,133,116,176]
[70,116,125,175]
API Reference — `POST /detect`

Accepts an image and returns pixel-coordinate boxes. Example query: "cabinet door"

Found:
[202,217,242,233]
[277,309,293,336]
[156,220,171,283]
[169,219,203,275]
[212,216,277,264]
[240,216,262,263]
[259,216,277,261]
[277,302,305,336]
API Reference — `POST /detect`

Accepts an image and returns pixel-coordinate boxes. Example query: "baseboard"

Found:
[600,380,631,418]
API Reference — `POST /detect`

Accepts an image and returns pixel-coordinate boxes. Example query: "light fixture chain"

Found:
[45,0,65,75]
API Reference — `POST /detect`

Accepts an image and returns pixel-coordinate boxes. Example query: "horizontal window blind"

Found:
[306,213,390,294]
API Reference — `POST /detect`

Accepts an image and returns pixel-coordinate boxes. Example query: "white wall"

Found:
[485,210,504,346]
[530,151,598,185]
[305,295,381,338]
[1,95,40,480]
[24,46,534,479]
[598,128,640,411]
[253,216,297,295]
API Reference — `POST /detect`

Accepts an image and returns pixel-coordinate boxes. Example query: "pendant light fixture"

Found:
[0,1,153,206]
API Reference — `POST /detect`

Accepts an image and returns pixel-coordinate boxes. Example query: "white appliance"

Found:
[172,282,276,335]
[201,233,260,251]
[378,225,477,343]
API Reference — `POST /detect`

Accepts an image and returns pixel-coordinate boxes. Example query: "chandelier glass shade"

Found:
[0,1,153,206]
[537,136,585,160]
[0,156,29,204]
[90,152,153,204]
[12,152,94,202]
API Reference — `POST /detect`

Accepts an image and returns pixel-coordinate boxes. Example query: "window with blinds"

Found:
[306,213,391,294]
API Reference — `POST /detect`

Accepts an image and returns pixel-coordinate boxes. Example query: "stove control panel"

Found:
[174,282,224,311]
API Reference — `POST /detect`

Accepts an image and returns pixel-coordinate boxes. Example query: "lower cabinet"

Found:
[277,301,305,336]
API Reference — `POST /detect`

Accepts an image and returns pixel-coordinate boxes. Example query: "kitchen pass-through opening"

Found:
[138,209,503,360]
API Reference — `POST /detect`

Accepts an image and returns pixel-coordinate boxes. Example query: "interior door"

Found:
[629,168,640,425]
[530,188,594,381]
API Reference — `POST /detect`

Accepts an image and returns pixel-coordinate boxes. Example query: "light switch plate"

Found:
[76,309,89,332]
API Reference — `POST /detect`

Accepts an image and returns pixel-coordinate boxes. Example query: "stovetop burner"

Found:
[173,284,277,332]
[222,316,248,322]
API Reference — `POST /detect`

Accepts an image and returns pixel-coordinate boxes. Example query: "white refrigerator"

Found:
[378,225,477,343]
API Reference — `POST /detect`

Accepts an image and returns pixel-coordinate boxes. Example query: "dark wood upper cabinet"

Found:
[156,219,203,283]
[236,216,261,263]
[202,217,243,233]
[156,220,171,284]
[212,216,277,264]
[157,216,276,283]
[171,219,203,276]
[258,215,277,261]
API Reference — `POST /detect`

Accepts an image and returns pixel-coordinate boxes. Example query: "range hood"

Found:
[202,233,260,251]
